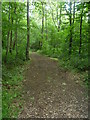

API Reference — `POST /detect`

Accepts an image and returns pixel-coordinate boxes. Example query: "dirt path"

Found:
[18,52,88,118]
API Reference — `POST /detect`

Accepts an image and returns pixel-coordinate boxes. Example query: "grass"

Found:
[2,58,28,118]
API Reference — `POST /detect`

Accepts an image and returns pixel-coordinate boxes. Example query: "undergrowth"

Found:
[2,58,27,118]
[37,50,89,89]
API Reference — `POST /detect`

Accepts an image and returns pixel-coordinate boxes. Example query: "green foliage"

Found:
[2,1,89,117]
[2,61,25,118]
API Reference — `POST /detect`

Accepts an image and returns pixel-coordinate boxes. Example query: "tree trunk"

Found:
[9,30,12,54]
[88,2,90,44]
[14,2,18,58]
[73,2,75,24]
[45,8,48,40]
[58,4,62,32]
[13,2,17,50]
[15,25,18,58]
[57,3,58,26]
[41,2,44,47]
[26,0,30,60]
[50,4,57,29]
[69,2,72,56]
[79,3,84,55]
[87,1,90,91]
[9,15,13,54]
[13,38,15,50]
[51,9,57,29]
[5,2,10,62]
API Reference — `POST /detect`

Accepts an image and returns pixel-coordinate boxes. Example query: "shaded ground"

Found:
[18,52,88,118]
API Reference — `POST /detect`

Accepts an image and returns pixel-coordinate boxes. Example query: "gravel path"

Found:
[18,52,88,119]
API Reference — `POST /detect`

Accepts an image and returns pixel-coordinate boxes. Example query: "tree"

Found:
[79,3,84,55]
[57,3,59,28]
[45,3,48,40]
[9,3,13,54]
[58,3,62,32]
[69,1,72,56]
[50,4,57,29]
[15,2,18,58]
[26,0,30,60]
[5,2,10,62]
[2,1,88,71]
[13,2,17,51]
[73,2,75,24]
[41,1,44,47]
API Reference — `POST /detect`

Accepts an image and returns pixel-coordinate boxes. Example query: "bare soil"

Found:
[18,52,88,118]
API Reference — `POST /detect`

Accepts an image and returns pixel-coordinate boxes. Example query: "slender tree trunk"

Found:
[14,2,18,58]
[13,38,16,50]
[49,4,57,29]
[58,5,62,32]
[72,2,75,40]
[88,2,90,45]
[15,24,18,58]
[26,0,30,60]
[73,2,75,24]
[51,10,57,29]
[79,3,84,55]
[69,2,72,56]
[13,2,17,50]
[9,15,13,54]
[88,2,90,90]
[9,30,12,54]
[45,9,48,40]
[57,4,58,26]
[5,2,10,62]
[41,2,44,47]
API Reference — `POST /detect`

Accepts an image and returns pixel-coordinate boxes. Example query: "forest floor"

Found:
[18,52,88,118]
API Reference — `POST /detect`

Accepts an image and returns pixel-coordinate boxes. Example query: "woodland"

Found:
[2,0,89,118]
